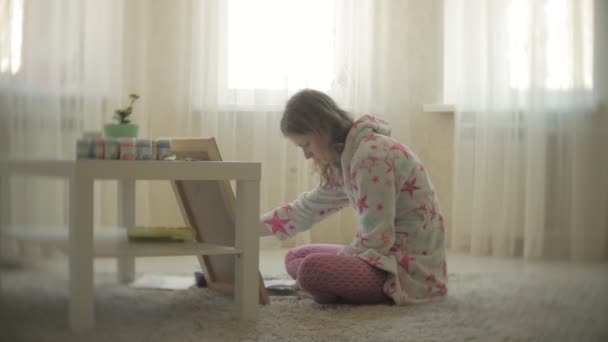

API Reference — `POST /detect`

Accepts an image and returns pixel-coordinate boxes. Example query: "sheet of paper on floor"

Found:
[130,274,195,290]
[264,279,296,287]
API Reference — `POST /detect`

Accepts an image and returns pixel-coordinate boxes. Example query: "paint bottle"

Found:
[135,139,153,160]
[77,131,102,160]
[120,138,136,160]
[152,140,158,160]
[76,138,93,159]
[104,138,120,160]
[156,139,172,160]
[94,138,105,159]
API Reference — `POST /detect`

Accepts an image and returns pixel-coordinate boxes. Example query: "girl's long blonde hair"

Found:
[280,89,353,188]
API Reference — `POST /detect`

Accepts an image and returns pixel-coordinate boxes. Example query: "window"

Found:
[226,0,336,91]
[192,0,370,112]
[0,0,23,75]
[507,0,593,91]
[444,0,595,107]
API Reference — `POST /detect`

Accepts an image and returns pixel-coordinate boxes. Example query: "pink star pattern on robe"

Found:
[425,273,436,283]
[358,156,379,174]
[384,157,395,174]
[366,116,383,132]
[386,280,397,297]
[349,171,359,192]
[390,142,410,159]
[389,240,403,253]
[380,233,391,245]
[429,205,437,221]
[413,203,427,220]
[263,211,290,236]
[366,255,384,267]
[436,284,447,295]
[356,231,370,246]
[364,134,378,142]
[357,195,369,213]
[401,176,420,198]
[372,176,380,183]
[400,254,416,272]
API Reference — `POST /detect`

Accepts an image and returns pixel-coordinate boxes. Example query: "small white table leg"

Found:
[0,171,15,261]
[117,179,136,284]
[0,173,6,260]
[0,173,6,287]
[69,172,94,331]
[234,179,260,320]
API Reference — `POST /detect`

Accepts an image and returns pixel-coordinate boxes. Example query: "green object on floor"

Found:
[127,226,196,242]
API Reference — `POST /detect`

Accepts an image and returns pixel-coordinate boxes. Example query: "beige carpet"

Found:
[1,254,607,342]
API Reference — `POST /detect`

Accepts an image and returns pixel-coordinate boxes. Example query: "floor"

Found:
[2,247,608,342]
[5,246,292,280]
[9,245,607,285]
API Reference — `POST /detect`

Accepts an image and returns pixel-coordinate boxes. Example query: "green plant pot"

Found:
[103,123,139,138]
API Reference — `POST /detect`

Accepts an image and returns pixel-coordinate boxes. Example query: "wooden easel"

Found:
[170,138,270,305]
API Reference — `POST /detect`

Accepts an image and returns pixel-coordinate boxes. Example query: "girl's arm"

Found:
[260,184,350,240]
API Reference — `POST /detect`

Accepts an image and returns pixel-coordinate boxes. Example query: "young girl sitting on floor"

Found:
[260,89,447,305]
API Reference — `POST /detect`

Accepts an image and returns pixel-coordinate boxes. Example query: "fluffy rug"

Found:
[1,256,607,342]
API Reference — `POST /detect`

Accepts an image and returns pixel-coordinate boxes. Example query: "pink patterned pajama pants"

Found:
[285,244,390,304]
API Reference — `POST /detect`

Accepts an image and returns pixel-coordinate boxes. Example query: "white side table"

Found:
[0,159,261,331]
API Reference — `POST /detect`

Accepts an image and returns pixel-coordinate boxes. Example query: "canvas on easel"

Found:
[170,138,270,305]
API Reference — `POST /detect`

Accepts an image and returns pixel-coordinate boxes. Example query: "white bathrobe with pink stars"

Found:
[261,115,447,304]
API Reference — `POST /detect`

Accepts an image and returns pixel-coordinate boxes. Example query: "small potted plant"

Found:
[103,93,141,138]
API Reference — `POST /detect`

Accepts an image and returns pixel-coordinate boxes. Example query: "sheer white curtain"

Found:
[445,0,608,261]
[1,0,423,252]
[0,0,126,249]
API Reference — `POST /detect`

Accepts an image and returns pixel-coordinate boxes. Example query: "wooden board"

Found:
[170,138,269,305]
